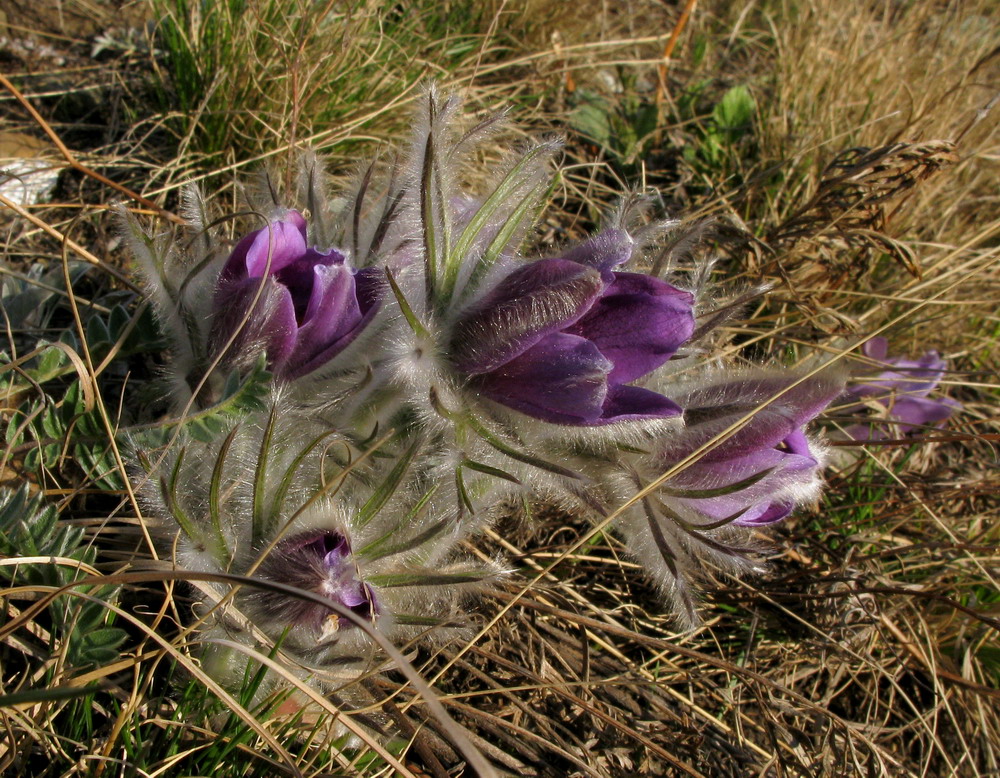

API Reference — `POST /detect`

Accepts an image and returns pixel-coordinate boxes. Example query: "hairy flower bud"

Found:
[653,372,843,526]
[250,530,378,642]
[450,230,696,425]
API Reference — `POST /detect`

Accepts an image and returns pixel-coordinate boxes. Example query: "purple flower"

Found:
[843,337,960,439]
[210,211,380,379]
[654,372,844,526]
[450,230,696,425]
[251,530,377,639]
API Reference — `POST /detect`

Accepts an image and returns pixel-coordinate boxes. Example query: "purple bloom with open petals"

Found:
[843,338,960,440]
[654,372,844,526]
[209,211,380,379]
[450,230,696,425]
[251,530,377,640]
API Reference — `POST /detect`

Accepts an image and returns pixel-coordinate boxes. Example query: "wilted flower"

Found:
[450,230,695,425]
[250,530,377,642]
[842,337,960,439]
[210,210,380,379]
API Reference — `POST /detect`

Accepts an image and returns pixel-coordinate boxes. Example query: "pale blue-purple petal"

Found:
[842,339,960,439]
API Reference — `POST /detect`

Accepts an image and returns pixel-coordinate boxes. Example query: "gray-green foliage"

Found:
[0,486,126,668]
[3,320,143,491]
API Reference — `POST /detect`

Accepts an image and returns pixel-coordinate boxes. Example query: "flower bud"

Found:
[653,371,845,526]
[250,530,377,642]
[450,230,696,425]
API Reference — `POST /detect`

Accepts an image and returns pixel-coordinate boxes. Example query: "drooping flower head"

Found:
[842,337,960,439]
[610,369,845,624]
[210,210,380,379]
[653,371,844,527]
[450,230,696,425]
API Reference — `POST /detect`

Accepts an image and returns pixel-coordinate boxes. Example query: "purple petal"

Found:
[885,394,959,431]
[209,276,298,368]
[244,218,308,277]
[672,458,805,526]
[286,264,362,366]
[315,532,350,566]
[479,332,612,423]
[598,384,682,424]
[861,337,889,362]
[274,247,345,319]
[567,271,695,383]
[560,228,633,272]
[253,530,376,629]
[222,212,310,281]
[673,440,812,491]
[850,343,948,399]
[286,267,384,377]
[733,501,794,526]
[782,428,811,457]
[353,267,384,314]
[451,258,604,374]
[336,582,370,609]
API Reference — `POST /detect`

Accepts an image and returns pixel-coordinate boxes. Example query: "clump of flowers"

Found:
[129,88,867,709]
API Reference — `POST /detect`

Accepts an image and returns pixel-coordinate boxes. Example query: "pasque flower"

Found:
[840,337,960,439]
[449,230,696,425]
[209,211,380,379]
[250,530,377,642]
[653,372,844,526]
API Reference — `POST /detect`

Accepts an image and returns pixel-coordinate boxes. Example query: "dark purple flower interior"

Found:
[252,530,377,633]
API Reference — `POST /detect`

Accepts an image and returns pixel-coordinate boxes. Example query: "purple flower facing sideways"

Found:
[251,530,377,641]
[450,230,696,425]
[654,373,844,526]
[210,211,380,379]
[843,337,960,440]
